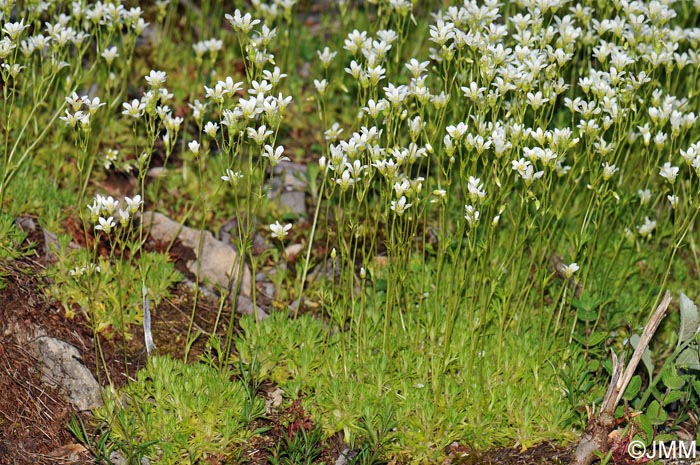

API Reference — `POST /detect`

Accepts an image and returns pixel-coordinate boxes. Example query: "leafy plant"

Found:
[621,292,700,439]
[0,212,29,260]
[92,355,265,465]
[269,399,324,465]
[48,245,181,337]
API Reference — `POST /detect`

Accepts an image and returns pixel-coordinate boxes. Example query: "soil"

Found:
[0,229,573,465]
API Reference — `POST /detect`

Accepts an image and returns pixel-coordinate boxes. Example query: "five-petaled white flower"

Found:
[269,221,292,240]
[659,162,679,184]
[101,46,118,64]
[390,196,411,215]
[95,216,115,234]
[638,217,657,238]
[122,99,145,118]
[188,140,201,155]
[221,169,243,185]
[562,263,579,279]
[125,195,142,214]
[145,70,166,88]
[602,162,619,181]
[263,144,290,166]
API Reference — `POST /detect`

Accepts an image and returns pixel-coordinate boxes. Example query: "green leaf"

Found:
[587,331,607,346]
[679,293,700,346]
[655,433,675,443]
[646,400,667,425]
[576,307,598,322]
[635,414,653,441]
[661,366,685,390]
[623,375,642,400]
[663,390,685,406]
[676,346,700,370]
[630,334,653,379]
[572,295,600,322]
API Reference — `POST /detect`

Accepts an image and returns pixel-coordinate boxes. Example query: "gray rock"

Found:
[280,191,307,216]
[236,295,268,320]
[335,448,358,465]
[15,216,36,232]
[268,161,308,217]
[141,212,252,297]
[29,336,102,411]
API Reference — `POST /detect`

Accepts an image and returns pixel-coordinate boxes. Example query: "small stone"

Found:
[142,212,252,297]
[335,448,358,465]
[29,336,102,411]
[236,295,268,320]
[147,166,168,178]
[15,216,36,232]
[280,191,306,216]
[265,387,284,414]
[48,444,87,462]
[268,161,308,217]
[284,243,305,258]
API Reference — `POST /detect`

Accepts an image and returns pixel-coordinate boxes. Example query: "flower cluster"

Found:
[87,194,143,234]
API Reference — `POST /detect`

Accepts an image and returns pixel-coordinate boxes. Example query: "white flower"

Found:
[324,123,343,141]
[188,140,200,155]
[680,143,699,165]
[125,195,142,214]
[98,195,119,214]
[405,58,429,77]
[263,144,290,166]
[602,162,619,181]
[204,121,219,138]
[317,47,337,68]
[95,216,116,234]
[188,99,207,124]
[464,205,480,227]
[314,79,328,94]
[87,200,101,219]
[562,263,579,279]
[430,189,447,204]
[638,217,657,238]
[218,76,244,95]
[225,9,260,33]
[390,196,411,216]
[145,70,166,88]
[65,92,82,111]
[164,115,183,132]
[221,169,243,185]
[121,99,145,118]
[118,209,130,226]
[334,170,355,190]
[467,176,486,201]
[512,158,544,184]
[3,20,28,41]
[269,221,292,240]
[59,109,85,128]
[667,194,679,209]
[446,122,468,140]
[659,162,679,184]
[204,82,227,102]
[84,96,105,114]
[249,79,272,96]
[247,125,272,144]
[638,189,652,205]
[262,67,287,86]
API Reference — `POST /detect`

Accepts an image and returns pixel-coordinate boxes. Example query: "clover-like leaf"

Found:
[676,347,700,370]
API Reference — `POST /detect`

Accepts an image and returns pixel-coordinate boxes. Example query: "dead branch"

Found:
[572,291,672,465]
